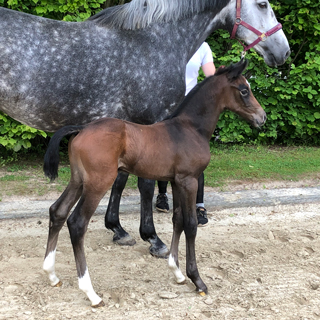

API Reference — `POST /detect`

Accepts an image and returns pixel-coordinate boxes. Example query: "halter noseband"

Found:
[230,0,282,56]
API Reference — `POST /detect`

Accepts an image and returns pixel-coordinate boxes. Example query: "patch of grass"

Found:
[6,164,27,172]
[205,145,320,188]
[56,166,71,185]
[0,145,319,199]
[0,174,29,182]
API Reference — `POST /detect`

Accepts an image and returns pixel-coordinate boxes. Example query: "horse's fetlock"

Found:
[140,227,156,241]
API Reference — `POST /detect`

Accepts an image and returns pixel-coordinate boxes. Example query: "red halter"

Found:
[230,0,282,54]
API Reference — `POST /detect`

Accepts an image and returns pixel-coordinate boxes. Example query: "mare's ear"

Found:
[227,59,249,81]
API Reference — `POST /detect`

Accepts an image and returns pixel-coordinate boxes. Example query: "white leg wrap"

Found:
[168,254,186,283]
[43,250,60,286]
[78,268,102,306]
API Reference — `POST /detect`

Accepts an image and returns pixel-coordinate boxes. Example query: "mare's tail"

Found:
[44,125,84,181]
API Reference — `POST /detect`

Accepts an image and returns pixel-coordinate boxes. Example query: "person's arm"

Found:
[201,61,216,77]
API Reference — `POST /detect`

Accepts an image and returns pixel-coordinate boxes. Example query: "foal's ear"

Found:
[227,59,249,81]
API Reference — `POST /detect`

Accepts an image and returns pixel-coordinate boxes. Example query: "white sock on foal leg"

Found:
[78,268,103,307]
[168,254,186,283]
[43,250,61,286]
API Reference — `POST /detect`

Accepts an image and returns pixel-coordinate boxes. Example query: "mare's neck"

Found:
[150,6,232,66]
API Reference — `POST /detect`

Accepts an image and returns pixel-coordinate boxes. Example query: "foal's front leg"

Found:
[174,177,208,294]
[168,182,186,284]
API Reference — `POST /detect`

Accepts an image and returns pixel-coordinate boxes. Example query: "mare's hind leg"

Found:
[43,180,82,287]
[168,182,186,283]
[138,178,169,258]
[105,172,136,246]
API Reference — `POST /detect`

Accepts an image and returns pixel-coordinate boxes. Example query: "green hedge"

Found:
[0,0,319,152]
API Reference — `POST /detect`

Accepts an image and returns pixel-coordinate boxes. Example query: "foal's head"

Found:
[215,59,266,128]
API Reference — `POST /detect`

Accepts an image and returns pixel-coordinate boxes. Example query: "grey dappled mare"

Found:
[0,0,290,257]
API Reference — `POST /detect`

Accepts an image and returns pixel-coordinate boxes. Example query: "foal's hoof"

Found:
[199,291,206,297]
[92,300,105,308]
[113,234,136,246]
[54,281,63,287]
[149,245,170,259]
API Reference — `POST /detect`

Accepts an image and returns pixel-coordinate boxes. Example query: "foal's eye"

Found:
[240,89,249,96]
[258,2,267,9]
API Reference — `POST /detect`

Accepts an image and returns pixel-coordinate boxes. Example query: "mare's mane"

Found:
[88,0,228,30]
[166,59,248,120]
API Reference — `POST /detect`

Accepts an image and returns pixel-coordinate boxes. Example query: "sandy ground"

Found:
[1,188,320,320]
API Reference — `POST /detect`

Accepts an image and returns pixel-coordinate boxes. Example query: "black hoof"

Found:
[113,234,136,246]
[196,284,208,295]
[149,244,170,259]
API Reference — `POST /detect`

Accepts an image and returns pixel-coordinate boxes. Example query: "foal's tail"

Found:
[44,125,84,181]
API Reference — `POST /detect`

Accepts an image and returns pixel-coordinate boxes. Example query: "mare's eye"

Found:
[258,2,267,9]
[240,89,249,96]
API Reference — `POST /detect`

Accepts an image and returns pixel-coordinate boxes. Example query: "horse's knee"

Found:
[138,178,155,199]
[49,205,68,227]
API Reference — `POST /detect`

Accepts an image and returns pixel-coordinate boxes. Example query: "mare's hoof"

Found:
[54,281,63,287]
[92,300,105,308]
[113,234,136,246]
[149,245,170,259]
[199,291,206,297]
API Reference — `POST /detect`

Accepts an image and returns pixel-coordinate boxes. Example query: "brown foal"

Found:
[43,59,266,307]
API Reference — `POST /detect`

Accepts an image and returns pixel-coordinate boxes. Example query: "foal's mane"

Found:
[88,0,228,30]
[166,59,248,120]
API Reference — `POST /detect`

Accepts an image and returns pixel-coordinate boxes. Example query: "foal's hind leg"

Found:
[105,172,136,246]
[138,178,169,258]
[43,180,82,287]
[67,192,104,307]
[67,175,117,307]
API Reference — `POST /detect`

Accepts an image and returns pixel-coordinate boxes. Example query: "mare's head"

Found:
[214,59,266,128]
[227,0,290,67]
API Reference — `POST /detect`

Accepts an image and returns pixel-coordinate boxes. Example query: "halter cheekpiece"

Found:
[230,0,282,57]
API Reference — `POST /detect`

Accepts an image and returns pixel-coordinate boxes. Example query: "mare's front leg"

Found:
[178,176,208,294]
[138,178,169,258]
[105,171,136,246]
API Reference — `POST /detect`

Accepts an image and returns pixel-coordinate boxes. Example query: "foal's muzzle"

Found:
[254,112,267,128]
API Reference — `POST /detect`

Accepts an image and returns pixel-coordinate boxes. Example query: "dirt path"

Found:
[1,191,320,319]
